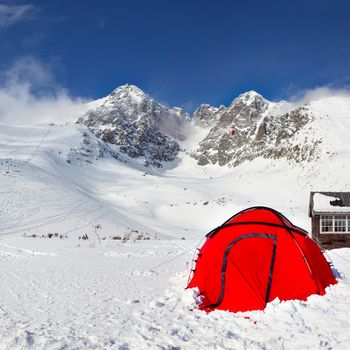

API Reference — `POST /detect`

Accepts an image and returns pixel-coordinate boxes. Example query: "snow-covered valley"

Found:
[1,88,350,349]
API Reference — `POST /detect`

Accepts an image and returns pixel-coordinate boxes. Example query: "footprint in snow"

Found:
[25,331,35,346]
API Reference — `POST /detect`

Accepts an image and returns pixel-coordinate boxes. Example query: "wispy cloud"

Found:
[3,56,54,87]
[0,57,88,125]
[0,3,38,28]
[288,86,350,105]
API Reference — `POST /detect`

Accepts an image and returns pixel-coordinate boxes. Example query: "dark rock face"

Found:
[77,84,189,168]
[191,91,320,167]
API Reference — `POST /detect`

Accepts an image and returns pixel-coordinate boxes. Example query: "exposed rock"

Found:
[77,85,322,168]
[191,91,321,167]
[66,126,118,164]
[78,84,189,167]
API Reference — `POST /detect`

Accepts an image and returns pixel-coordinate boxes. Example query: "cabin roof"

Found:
[309,192,350,217]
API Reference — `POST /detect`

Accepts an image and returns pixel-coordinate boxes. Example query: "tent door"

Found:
[211,233,277,312]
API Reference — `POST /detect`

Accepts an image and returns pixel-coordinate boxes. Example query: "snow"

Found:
[1,91,350,349]
[0,238,349,349]
[313,193,350,213]
[234,90,267,107]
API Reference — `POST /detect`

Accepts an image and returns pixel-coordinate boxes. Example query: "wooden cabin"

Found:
[309,192,350,249]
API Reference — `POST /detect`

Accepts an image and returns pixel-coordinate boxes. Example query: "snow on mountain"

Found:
[192,103,224,127]
[78,84,190,167]
[77,85,320,170]
[76,85,333,170]
[190,90,322,167]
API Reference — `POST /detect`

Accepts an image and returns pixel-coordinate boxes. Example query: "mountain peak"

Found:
[109,84,150,105]
[78,83,188,167]
[228,90,269,112]
[112,84,146,95]
[236,90,266,103]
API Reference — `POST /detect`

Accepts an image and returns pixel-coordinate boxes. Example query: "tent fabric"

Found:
[187,206,337,313]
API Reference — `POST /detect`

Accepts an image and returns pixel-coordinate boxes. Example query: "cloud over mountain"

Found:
[0,57,87,125]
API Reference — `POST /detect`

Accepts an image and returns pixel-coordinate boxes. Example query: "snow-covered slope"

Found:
[0,92,350,237]
[1,89,350,243]
[1,89,350,349]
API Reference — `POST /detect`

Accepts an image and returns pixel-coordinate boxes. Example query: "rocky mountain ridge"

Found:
[78,85,323,168]
[78,84,189,167]
[191,91,321,166]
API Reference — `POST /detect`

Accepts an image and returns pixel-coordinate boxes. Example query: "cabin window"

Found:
[334,216,347,232]
[320,216,334,233]
[320,215,350,233]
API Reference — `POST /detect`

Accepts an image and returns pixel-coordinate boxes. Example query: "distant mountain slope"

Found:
[77,85,338,169]
[190,91,321,166]
[78,84,189,167]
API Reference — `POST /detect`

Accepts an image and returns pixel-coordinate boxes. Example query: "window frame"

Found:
[320,214,350,234]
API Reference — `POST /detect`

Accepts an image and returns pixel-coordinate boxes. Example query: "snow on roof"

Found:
[312,192,350,213]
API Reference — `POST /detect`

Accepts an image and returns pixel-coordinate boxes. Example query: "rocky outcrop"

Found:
[66,126,119,165]
[77,84,189,167]
[191,91,320,166]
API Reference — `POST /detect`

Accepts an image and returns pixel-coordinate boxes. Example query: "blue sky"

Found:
[0,0,349,112]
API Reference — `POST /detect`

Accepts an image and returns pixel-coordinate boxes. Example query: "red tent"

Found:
[187,207,337,313]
